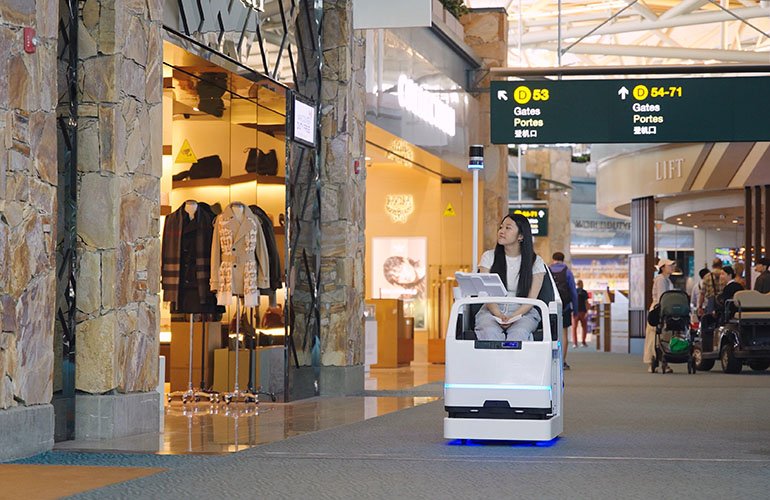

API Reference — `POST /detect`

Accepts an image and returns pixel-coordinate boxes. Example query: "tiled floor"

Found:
[55,362,444,455]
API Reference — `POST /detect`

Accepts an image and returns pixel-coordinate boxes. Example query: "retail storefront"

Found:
[362,26,480,363]
[158,40,289,401]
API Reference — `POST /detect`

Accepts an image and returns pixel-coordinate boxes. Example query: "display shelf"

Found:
[160,204,172,216]
[172,174,285,189]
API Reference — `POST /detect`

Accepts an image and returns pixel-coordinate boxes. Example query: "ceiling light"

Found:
[686,213,692,217]
[716,228,721,231]
[693,225,699,228]
[732,219,739,224]
[676,218,682,221]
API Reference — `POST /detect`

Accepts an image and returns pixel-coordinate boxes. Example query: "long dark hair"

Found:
[489,213,536,297]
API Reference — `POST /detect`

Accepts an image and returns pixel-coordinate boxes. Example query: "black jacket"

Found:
[249,205,283,291]
[755,271,770,294]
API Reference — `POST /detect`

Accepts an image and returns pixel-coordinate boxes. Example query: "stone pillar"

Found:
[0,0,58,460]
[316,0,366,395]
[526,147,572,262]
[74,0,163,438]
[462,8,509,252]
[289,0,365,398]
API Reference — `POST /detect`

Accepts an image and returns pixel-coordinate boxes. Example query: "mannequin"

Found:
[161,200,222,403]
[184,200,198,220]
[210,201,270,308]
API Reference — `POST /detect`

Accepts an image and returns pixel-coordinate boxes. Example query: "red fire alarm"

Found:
[353,158,361,174]
[23,27,37,54]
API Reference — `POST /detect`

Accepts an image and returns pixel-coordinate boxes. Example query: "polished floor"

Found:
[55,360,444,455]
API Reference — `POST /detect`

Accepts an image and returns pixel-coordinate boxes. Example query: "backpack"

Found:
[552,267,572,306]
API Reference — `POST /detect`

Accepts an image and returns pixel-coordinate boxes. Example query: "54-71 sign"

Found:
[491,77,770,144]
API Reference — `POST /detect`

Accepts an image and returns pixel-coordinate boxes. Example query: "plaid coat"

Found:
[161,202,216,307]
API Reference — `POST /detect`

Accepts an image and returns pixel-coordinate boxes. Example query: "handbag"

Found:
[172,155,222,181]
[244,148,278,176]
[647,303,661,327]
[261,304,284,328]
[669,336,690,353]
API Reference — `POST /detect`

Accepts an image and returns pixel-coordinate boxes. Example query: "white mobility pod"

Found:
[444,269,564,442]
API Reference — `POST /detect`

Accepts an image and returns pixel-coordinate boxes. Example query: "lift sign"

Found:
[511,207,548,237]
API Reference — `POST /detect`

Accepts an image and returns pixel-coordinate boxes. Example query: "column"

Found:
[523,147,572,261]
[630,196,655,347]
[461,8,509,251]
[74,0,163,438]
[0,0,58,461]
[289,0,366,398]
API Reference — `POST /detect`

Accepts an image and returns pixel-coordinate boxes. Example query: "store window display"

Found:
[161,42,288,399]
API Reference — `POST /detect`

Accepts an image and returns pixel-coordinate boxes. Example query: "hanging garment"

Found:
[249,204,283,291]
[161,201,219,313]
[210,202,270,307]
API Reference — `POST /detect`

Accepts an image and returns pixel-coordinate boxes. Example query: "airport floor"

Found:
[7,347,770,499]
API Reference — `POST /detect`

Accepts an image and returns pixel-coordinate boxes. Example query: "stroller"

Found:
[653,290,696,374]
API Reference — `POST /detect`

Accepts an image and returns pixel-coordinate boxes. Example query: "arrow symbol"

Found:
[497,90,508,101]
[618,86,629,100]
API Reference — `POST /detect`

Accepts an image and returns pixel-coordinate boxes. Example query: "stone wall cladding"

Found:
[318,0,366,368]
[75,0,162,394]
[0,0,58,410]
[461,9,509,250]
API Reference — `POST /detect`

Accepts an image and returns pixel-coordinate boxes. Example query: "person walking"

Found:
[550,252,578,370]
[573,279,590,348]
[644,258,674,373]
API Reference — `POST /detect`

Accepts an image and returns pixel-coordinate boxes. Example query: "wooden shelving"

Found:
[172,174,285,189]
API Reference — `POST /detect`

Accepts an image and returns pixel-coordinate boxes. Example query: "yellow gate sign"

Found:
[443,203,456,217]
[175,139,197,163]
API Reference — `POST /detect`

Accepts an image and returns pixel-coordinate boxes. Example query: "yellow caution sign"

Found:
[443,203,456,217]
[175,139,197,163]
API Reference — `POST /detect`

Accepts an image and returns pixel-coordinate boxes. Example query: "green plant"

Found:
[441,0,468,19]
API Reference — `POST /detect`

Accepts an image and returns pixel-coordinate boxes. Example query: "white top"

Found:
[651,274,673,309]
[478,250,546,295]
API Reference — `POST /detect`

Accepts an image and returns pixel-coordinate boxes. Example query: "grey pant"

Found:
[475,304,541,341]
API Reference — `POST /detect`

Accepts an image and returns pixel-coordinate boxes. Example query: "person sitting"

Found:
[474,213,546,342]
[717,265,744,322]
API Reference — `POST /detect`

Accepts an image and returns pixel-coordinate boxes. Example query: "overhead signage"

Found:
[511,207,548,236]
[491,76,770,144]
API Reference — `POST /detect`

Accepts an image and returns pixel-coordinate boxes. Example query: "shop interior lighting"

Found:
[159,331,172,344]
